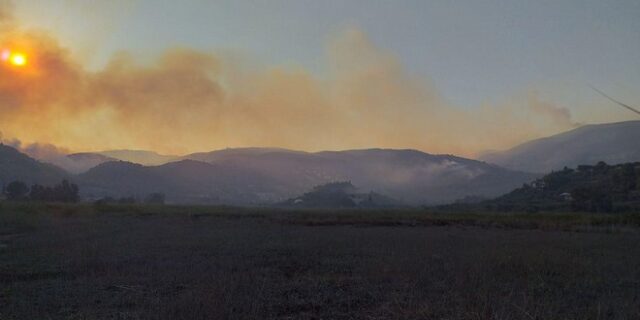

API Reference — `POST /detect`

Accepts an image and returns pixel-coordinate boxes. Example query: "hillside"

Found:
[79,148,536,205]
[485,162,640,212]
[1,144,537,205]
[480,121,640,173]
[0,144,69,186]
[184,148,537,205]
[64,153,118,174]
[59,150,179,173]
[78,159,282,204]
[97,150,179,166]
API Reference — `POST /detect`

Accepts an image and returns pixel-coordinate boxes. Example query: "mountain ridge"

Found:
[0,144,536,205]
[76,148,536,205]
[480,120,640,173]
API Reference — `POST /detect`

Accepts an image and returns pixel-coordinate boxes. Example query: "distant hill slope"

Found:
[480,121,640,173]
[185,147,305,162]
[64,153,118,174]
[1,144,536,205]
[186,148,538,205]
[68,153,116,163]
[63,150,176,173]
[97,150,179,166]
[484,162,640,212]
[0,144,69,186]
[77,159,280,204]
[78,148,535,205]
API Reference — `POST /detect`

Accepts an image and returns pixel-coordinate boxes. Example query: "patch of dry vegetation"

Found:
[2,202,640,232]
[1,203,639,319]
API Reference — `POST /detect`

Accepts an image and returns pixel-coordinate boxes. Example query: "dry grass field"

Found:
[1,203,640,319]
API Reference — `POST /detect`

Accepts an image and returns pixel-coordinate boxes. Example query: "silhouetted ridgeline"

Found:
[0,144,536,205]
[480,120,640,173]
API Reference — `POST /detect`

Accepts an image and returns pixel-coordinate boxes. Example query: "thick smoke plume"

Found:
[0,4,579,157]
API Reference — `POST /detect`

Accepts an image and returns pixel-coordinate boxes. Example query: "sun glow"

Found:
[10,53,26,66]
[1,49,28,67]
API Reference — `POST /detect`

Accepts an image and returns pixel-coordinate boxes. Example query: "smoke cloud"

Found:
[0,4,579,158]
[0,135,84,171]
[527,91,582,128]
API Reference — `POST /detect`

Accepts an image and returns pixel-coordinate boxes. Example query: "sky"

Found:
[1,0,639,157]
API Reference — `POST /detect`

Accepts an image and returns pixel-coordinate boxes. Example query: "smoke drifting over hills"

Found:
[0,2,579,157]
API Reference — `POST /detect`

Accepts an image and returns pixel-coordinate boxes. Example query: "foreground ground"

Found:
[1,204,639,319]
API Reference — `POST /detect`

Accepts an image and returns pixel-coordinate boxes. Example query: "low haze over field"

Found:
[1,0,638,157]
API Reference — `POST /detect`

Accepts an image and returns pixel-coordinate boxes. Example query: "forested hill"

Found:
[487,162,640,212]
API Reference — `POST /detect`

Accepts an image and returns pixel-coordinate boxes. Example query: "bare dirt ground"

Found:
[1,206,639,319]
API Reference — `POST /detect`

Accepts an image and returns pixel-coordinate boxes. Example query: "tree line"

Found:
[94,193,165,205]
[2,180,166,205]
[2,180,79,202]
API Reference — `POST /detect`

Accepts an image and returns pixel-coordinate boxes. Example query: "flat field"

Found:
[1,203,639,319]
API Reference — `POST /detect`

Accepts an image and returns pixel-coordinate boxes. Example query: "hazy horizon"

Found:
[3,117,639,157]
[1,0,639,158]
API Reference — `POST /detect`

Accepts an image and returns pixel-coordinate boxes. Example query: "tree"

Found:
[572,187,613,213]
[55,180,79,203]
[29,184,50,202]
[29,180,79,203]
[5,181,29,201]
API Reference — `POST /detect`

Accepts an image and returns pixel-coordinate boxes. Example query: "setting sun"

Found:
[1,49,28,67]
[9,53,27,66]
